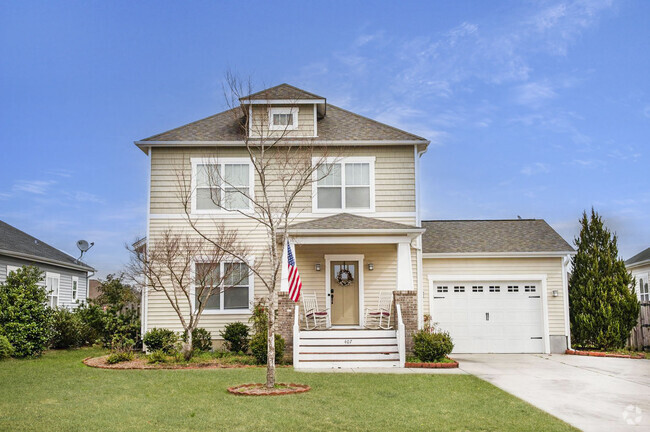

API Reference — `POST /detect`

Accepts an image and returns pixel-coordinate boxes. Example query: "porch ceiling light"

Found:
[368,263,374,271]
[315,263,321,271]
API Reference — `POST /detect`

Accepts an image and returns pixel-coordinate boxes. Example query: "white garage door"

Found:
[430,281,545,353]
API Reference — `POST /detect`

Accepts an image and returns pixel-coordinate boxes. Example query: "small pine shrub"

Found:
[147,349,170,364]
[413,317,454,362]
[0,335,14,359]
[220,322,249,353]
[143,328,178,354]
[250,333,285,365]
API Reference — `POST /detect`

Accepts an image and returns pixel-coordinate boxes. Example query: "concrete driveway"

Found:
[453,354,650,432]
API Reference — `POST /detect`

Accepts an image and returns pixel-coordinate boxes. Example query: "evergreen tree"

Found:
[569,209,640,349]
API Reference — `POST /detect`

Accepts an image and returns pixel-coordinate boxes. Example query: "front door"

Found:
[330,261,359,325]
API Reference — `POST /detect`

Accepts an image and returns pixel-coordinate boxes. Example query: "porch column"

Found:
[396,241,414,291]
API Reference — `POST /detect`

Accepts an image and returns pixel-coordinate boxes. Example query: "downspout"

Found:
[142,146,152,343]
[562,254,572,350]
[415,145,427,329]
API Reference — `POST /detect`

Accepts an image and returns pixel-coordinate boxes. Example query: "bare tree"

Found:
[127,228,248,360]
[175,74,339,388]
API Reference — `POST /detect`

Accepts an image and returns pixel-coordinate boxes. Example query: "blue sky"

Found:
[1,0,648,277]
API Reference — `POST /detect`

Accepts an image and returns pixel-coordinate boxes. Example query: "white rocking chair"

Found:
[364,291,393,329]
[301,293,330,330]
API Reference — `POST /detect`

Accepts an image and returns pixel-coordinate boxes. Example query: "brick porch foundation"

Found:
[277,293,296,359]
[393,290,418,355]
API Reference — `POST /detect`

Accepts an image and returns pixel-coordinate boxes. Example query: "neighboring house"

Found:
[626,247,650,303]
[0,220,95,308]
[135,83,575,366]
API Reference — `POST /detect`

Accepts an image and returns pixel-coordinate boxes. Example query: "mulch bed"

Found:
[227,383,311,396]
[83,355,287,370]
[565,349,645,359]
[405,358,459,368]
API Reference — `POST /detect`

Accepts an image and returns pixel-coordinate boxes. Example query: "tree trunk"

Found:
[181,330,193,361]
[266,289,277,388]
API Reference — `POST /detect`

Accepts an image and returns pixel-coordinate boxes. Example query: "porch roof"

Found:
[288,213,424,235]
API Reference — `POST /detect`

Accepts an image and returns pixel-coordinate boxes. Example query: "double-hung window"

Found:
[269,107,298,130]
[639,277,649,303]
[314,157,374,212]
[194,261,253,313]
[192,158,253,212]
[72,276,79,302]
[46,272,60,307]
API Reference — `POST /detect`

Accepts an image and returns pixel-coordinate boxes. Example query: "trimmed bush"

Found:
[250,333,285,365]
[220,322,249,353]
[0,266,52,357]
[50,308,85,349]
[413,329,454,362]
[0,335,14,360]
[143,328,178,354]
[190,328,212,352]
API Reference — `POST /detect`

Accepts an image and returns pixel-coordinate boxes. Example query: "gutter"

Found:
[0,249,95,272]
[288,228,426,235]
[422,251,576,259]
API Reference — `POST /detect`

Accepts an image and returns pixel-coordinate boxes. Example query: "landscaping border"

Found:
[227,383,311,396]
[83,356,289,370]
[405,359,459,368]
[565,349,645,359]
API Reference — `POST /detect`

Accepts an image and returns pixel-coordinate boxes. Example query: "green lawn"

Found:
[0,348,577,432]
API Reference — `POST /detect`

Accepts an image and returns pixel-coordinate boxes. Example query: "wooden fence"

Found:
[628,303,650,351]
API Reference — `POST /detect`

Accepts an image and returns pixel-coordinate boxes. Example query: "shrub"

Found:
[220,322,249,353]
[75,303,106,345]
[0,266,52,357]
[50,308,85,349]
[147,349,170,364]
[189,328,212,352]
[106,351,134,364]
[413,319,454,363]
[106,335,135,364]
[250,333,285,365]
[0,335,14,360]
[143,328,178,354]
[102,309,140,348]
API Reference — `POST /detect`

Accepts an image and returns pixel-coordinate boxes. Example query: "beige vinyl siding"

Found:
[422,257,567,335]
[149,145,416,215]
[249,104,315,138]
[295,243,398,318]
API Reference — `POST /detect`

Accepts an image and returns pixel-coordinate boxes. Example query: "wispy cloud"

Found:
[13,179,56,195]
[521,163,551,176]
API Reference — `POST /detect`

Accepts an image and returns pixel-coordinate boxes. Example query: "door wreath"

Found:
[336,264,354,286]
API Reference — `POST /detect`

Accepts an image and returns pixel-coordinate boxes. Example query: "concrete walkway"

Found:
[453,353,650,432]
[297,366,466,374]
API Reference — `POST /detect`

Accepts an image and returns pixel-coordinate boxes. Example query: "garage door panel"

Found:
[431,280,544,354]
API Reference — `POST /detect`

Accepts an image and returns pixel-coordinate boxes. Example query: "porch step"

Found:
[295,329,401,369]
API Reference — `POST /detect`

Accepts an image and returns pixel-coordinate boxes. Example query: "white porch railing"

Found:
[396,303,406,368]
[293,304,300,369]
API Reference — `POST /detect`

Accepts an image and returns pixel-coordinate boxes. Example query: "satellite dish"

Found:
[76,240,94,260]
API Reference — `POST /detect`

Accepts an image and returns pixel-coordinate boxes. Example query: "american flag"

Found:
[287,240,302,302]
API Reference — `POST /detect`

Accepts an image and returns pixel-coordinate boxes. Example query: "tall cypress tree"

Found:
[569,209,640,349]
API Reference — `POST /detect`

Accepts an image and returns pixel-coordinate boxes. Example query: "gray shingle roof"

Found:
[289,213,421,231]
[0,220,94,271]
[240,83,324,101]
[626,247,650,266]
[421,219,574,254]
[139,85,427,142]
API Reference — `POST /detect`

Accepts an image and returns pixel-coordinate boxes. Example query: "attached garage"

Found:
[421,220,575,354]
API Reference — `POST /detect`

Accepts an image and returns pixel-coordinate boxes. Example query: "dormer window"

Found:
[269,107,298,130]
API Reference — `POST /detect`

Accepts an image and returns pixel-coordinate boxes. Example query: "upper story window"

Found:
[191,158,254,213]
[269,107,298,130]
[313,157,375,212]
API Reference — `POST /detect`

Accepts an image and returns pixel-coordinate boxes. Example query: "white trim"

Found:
[149,211,417,220]
[627,258,650,270]
[293,235,413,245]
[243,98,326,105]
[6,265,19,276]
[143,147,151,336]
[0,249,93,272]
[71,276,79,302]
[190,256,255,315]
[46,272,60,308]
[313,103,318,137]
[422,251,575,259]
[289,228,424,235]
[562,255,571,348]
[427,273,550,354]
[396,242,414,291]
[416,244,424,329]
[312,156,376,213]
[268,107,298,131]
[325,254,364,327]
[190,157,255,215]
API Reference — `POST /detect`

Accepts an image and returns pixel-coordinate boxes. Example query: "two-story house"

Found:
[136,84,574,368]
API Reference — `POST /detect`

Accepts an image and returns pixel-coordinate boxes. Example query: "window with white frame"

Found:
[194,262,251,312]
[639,277,649,303]
[72,276,79,302]
[314,158,374,211]
[269,107,298,130]
[46,273,60,307]
[192,158,253,212]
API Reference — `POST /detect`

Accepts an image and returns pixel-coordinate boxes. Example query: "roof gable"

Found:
[289,213,420,231]
[421,219,574,254]
[240,83,325,101]
[626,247,650,266]
[0,220,94,271]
